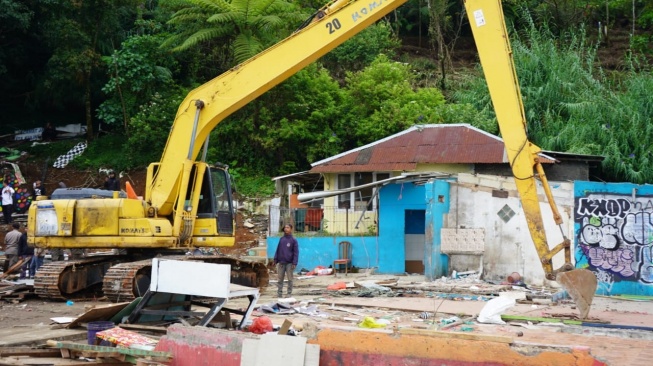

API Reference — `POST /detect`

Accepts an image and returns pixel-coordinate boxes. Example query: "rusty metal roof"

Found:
[310,124,554,173]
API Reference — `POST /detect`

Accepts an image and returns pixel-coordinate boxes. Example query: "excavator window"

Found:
[210,167,235,235]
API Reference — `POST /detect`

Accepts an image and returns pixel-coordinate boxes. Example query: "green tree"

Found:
[97,32,176,132]
[40,0,141,140]
[208,63,346,175]
[454,12,653,183]
[320,22,400,78]
[341,54,448,145]
[0,0,33,78]
[124,87,189,168]
[162,0,306,65]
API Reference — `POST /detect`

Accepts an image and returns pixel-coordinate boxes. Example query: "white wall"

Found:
[446,173,574,286]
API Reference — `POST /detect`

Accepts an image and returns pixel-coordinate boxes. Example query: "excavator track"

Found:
[102,257,184,303]
[34,257,120,301]
[103,255,270,302]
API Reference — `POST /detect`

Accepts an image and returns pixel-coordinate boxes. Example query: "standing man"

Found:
[273,224,299,298]
[30,244,45,279]
[2,223,22,274]
[33,180,46,197]
[1,180,14,224]
[103,171,120,191]
[17,227,32,279]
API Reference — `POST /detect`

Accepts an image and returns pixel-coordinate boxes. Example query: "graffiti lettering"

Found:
[640,245,653,283]
[587,246,635,278]
[621,212,653,245]
[632,199,653,211]
[577,198,631,219]
[351,0,382,22]
[576,191,653,292]
[594,269,615,294]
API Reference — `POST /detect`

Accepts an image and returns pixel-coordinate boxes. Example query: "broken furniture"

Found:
[333,241,352,276]
[126,258,259,328]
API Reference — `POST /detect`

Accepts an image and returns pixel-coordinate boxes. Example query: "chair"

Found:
[333,241,352,276]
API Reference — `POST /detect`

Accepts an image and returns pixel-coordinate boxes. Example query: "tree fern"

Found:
[163,0,307,64]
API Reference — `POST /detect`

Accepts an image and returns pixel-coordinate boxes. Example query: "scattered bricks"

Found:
[155,324,259,366]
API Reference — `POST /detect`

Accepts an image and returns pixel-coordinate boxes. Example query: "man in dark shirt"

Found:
[103,171,120,191]
[42,122,58,141]
[17,229,33,279]
[273,224,299,298]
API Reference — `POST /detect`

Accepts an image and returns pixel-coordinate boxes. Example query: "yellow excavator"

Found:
[29,0,411,302]
[28,0,596,316]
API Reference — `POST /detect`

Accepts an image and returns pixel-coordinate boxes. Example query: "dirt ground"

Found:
[2,272,652,331]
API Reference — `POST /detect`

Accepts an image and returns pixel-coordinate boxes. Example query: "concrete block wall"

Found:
[155,324,258,366]
[154,324,605,366]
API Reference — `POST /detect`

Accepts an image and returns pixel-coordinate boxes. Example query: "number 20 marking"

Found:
[326,19,342,34]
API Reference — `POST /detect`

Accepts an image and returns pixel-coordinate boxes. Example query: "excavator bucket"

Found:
[556,269,597,319]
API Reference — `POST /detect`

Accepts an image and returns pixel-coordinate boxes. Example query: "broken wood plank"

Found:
[501,314,583,325]
[0,257,31,278]
[278,319,292,335]
[0,356,132,365]
[118,324,167,334]
[0,325,87,347]
[399,328,513,343]
[45,340,172,361]
[0,348,61,358]
[0,284,28,295]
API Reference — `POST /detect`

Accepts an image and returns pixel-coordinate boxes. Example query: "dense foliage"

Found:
[453,11,653,183]
[2,0,653,196]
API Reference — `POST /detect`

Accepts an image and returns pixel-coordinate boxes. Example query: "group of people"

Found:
[1,179,46,225]
[2,222,44,279]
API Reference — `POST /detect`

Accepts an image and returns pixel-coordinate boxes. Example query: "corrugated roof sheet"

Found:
[311,124,516,173]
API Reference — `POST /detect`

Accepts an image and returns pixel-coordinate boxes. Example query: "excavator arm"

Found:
[463,0,596,318]
[147,0,409,220]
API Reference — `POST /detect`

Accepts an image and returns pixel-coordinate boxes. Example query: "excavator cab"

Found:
[197,164,235,235]
[178,162,236,240]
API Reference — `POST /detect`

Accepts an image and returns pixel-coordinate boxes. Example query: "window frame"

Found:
[336,172,390,212]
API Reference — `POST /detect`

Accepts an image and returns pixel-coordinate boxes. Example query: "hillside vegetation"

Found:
[2,1,653,196]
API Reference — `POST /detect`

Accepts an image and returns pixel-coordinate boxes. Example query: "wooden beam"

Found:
[399,328,513,344]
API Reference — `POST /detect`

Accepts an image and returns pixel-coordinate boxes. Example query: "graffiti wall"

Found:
[575,181,653,296]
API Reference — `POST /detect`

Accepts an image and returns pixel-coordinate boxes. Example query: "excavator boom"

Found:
[150,0,409,217]
[463,0,596,318]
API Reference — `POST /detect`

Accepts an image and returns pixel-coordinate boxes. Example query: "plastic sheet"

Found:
[477,297,515,324]
[358,317,387,328]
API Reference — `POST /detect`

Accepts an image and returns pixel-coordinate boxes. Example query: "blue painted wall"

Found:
[425,180,450,280]
[575,181,653,296]
[267,235,378,272]
[267,180,450,276]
